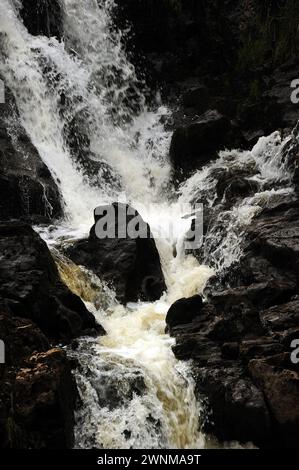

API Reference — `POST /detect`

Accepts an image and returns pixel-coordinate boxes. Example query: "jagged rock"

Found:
[0,312,49,369]
[216,173,260,206]
[20,0,63,40]
[165,295,203,330]
[14,348,76,448]
[261,300,299,334]
[0,313,77,449]
[239,338,284,363]
[66,203,166,304]
[170,110,243,174]
[169,199,299,446]
[247,201,299,271]
[0,86,63,222]
[249,357,299,448]
[195,364,272,446]
[0,222,102,341]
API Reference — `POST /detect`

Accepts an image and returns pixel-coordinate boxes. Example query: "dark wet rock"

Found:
[170,198,299,447]
[0,222,102,341]
[64,112,121,191]
[170,110,243,174]
[0,313,49,369]
[165,295,203,330]
[168,299,278,446]
[216,173,260,207]
[118,0,299,141]
[0,312,77,449]
[92,367,146,411]
[249,357,299,448]
[221,342,239,360]
[195,364,272,446]
[239,338,284,363]
[208,201,299,311]
[66,203,166,304]
[0,86,63,222]
[182,84,211,114]
[20,0,63,40]
[247,201,299,270]
[14,348,76,448]
[264,62,299,128]
[261,300,299,334]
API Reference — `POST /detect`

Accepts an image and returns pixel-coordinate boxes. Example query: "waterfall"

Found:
[0,0,295,449]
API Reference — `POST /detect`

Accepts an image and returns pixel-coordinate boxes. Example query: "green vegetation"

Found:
[238,0,299,71]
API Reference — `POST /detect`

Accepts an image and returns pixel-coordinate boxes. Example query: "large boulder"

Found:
[0,86,63,222]
[0,222,102,341]
[170,110,243,174]
[165,295,203,330]
[66,203,166,304]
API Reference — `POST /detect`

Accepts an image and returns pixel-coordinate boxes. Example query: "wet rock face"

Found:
[20,0,63,39]
[0,313,76,449]
[66,203,166,304]
[14,348,76,448]
[0,86,63,222]
[169,198,299,447]
[169,110,244,175]
[0,222,102,341]
[118,0,299,179]
[249,356,299,449]
[165,295,203,330]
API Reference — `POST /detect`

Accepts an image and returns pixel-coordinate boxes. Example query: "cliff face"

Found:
[117,0,299,138]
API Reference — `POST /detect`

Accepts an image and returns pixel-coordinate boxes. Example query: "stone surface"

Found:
[249,358,299,448]
[0,313,77,449]
[0,222,102,341]
[170,110,242,174]
[0,86,63,222]
[67,204,166,304]
[14,348,76,448]
[165,295,203,330]
[169,198,299,446]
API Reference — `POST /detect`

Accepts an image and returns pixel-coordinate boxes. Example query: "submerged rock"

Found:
[66,203,166,304]
[0,222,102,341]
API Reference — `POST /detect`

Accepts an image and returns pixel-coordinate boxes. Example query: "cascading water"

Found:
[0,0,295,449]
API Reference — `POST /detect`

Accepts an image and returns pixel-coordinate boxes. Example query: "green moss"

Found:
[237,0,299,72]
